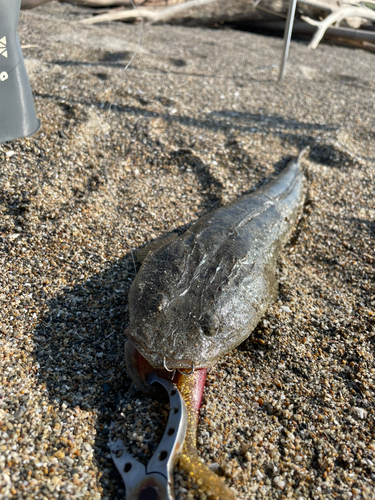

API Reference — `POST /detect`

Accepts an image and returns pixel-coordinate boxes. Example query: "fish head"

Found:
[126,233,237,370]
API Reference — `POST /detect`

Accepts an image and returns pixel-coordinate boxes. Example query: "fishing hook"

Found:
[176,362,195,376]
[163,357,176,379]
[163,357,195,376]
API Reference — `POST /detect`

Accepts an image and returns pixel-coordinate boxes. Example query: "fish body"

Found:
[126,155,305,370]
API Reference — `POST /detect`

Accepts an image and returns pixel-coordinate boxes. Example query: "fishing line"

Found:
[103,0,146,176]
[99,0,146,267]
[122,1,144,72]
[107,0,145,114]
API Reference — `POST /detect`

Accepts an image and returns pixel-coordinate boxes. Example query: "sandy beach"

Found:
[0,2,375,499]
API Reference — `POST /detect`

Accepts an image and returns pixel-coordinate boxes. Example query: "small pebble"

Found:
[13,406,26,419]
[273,476,286,489]
[280,306,292,313]
[351,407,367,419]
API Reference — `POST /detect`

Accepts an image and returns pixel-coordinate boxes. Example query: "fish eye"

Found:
[200,313,218,337]
[148,293,169,312]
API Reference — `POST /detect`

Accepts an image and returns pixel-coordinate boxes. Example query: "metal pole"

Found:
[278,0,298,83]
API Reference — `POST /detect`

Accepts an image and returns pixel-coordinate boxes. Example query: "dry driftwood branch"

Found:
[22,0,186,8]
[21,0,137,8]
[64,0,134,5]
[79,0,219,24]
[67,0,184,6]
[79,6,156,23]
[302,5,375,48]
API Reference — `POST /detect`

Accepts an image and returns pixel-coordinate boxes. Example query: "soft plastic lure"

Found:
[176,369,237,500]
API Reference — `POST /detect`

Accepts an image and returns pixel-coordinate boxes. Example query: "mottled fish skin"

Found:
[126,155,305,370]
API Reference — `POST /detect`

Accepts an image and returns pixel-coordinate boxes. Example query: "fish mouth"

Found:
[162,356,195,373]
[124,336,203,395]
[125,327,200,370]
[124,339,195,394]
[133,340,196,371]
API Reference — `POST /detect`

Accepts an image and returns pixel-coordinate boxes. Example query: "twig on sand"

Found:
[79,0,219,25]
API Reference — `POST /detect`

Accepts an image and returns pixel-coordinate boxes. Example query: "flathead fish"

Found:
[125,153,305,378]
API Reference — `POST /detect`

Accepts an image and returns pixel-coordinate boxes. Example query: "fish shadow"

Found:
[32,250,141,498]
[31,218,213,497]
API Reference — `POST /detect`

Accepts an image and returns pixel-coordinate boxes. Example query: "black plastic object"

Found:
[0,0,40,144]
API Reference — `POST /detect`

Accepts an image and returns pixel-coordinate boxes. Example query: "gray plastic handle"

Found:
[0,0,40,144]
